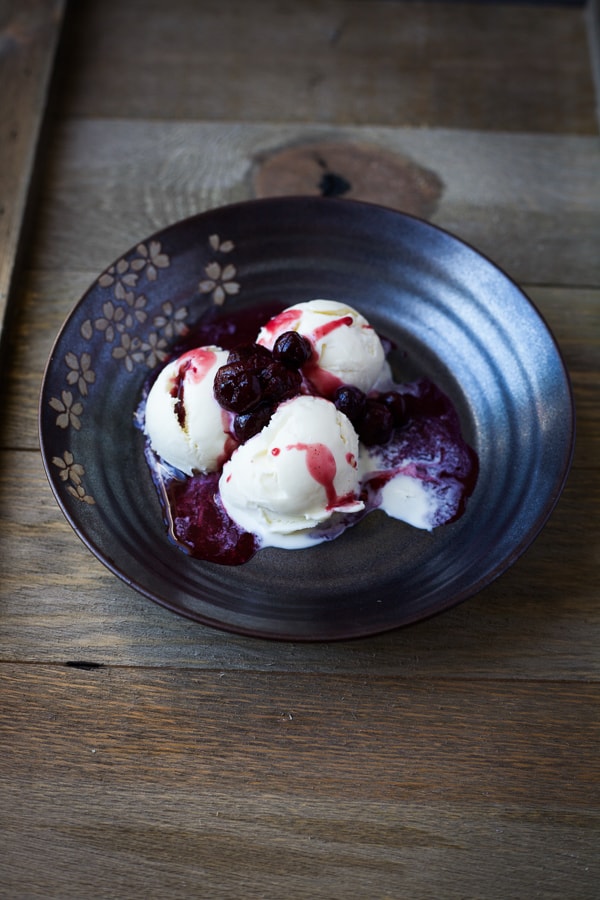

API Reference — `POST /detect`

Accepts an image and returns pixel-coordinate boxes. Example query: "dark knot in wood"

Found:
[253,139,443,218]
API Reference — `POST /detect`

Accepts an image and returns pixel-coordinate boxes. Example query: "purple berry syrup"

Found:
[138,303,478,565]
[361,381,479,529]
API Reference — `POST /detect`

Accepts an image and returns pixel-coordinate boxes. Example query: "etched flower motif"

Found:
[52,452,95,504]
[65,351,96,396]
[49,391,83,430]
[153,301,188,339]
[112,332,144,372]
[209,234,234,254]
[94,301,126,342]
[52,450,83,483]
[199,261,240,305]
[80,319,94,341]
[66,482,96,504]
[122,290,148,328]
[140,332,169,368]
[49,240,179,510]
[130,241,170,281]
[198,233,239,305]
[98,258,139,298]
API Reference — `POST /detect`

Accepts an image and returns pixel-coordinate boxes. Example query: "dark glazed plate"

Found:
[39,197,574,641]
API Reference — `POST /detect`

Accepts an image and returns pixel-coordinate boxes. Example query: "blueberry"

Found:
[233,404,274,442]
[357,399,394,446]
[272,331,313,369]
[258,360,302,404]
[213,362,262,413]
[333,385,366,427]
[377,390,407,427]
[214,342,301,417]
[227,342,272,366]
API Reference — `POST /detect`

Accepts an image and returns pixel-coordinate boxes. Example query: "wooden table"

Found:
[2,2,599,896]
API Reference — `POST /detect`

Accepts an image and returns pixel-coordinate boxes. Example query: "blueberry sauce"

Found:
[138,303,478,565]
[302,355,344,398]
[153,462,258,565]
[361,383,479,529]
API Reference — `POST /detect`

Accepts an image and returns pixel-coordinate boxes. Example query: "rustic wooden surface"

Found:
[0,0,65,357]
[1,1,599,897]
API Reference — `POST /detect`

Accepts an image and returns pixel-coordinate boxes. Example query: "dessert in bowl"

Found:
[39,197,574,640]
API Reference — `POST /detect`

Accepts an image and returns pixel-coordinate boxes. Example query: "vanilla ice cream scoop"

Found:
[219,395,364,547]
[144,346,235,475]
[257,299,386,397]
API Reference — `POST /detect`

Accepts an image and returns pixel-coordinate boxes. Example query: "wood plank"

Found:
[55,0,598,134]
[527,285,600,470]
[0,665,598,898]
[1,788,598,900]
[1,665,598,805]
[0,0,66,358]
[1,448,598,678]
[28,121,600,286]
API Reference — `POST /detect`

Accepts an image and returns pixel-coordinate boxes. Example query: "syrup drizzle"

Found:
[260,308,302,339]
[310,315,353,342]
[286,442,339,509]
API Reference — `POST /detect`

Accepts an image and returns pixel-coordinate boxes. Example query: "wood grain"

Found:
[0,664,598,898]
[25,121,600,287]
[2,665,598,804]
[0,0,65,359]
[1,448,597,678]
[1,790,598,900]
[55,0,598,134]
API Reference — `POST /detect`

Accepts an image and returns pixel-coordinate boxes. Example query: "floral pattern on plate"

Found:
[47,234,239,505]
